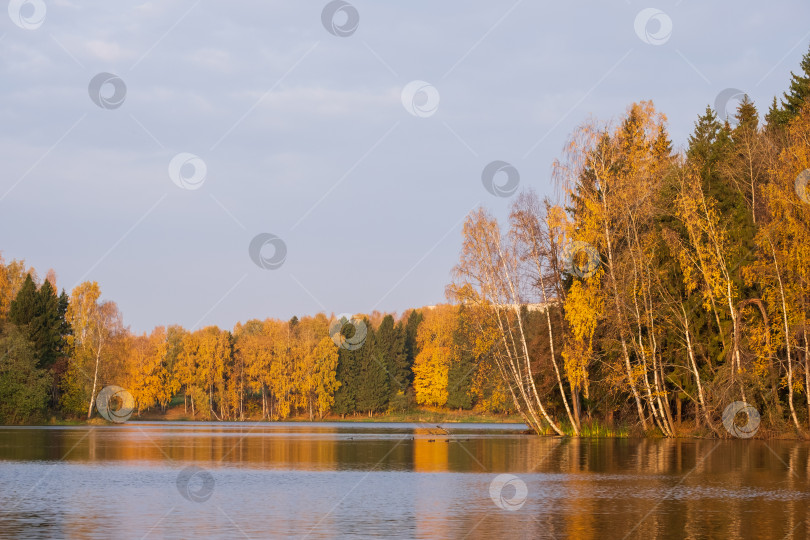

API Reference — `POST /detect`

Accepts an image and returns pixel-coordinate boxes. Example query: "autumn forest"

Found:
[2,47,810,438]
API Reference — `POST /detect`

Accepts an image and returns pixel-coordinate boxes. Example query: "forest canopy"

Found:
[449,45,810,437]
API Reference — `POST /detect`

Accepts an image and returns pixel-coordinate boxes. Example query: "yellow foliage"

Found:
[412,305,457,407]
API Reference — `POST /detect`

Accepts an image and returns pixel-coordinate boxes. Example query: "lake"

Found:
[0,422,808,539]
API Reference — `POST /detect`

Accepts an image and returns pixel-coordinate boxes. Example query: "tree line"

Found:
[449,46,810,436]
[0,261,513,423]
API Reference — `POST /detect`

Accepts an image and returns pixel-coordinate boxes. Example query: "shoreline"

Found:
[14,407,810,440]
[8,417,810,439]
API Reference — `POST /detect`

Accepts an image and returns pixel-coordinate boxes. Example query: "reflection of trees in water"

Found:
[510,438,810,538]
[2,429,810,537]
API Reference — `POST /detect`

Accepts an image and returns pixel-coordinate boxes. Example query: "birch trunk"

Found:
[600,195,647,429]
[87,347,101,419]
[768,238,801,430]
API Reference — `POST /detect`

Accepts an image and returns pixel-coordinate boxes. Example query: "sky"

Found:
[1,0,809,333]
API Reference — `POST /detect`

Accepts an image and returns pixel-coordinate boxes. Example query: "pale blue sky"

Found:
[1,0,808,332]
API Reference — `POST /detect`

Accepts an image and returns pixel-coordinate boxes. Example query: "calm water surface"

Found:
[1,422,809,539]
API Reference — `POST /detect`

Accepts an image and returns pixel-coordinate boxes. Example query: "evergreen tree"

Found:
[686,106,742,219]
[654,125,674,159]
[733,94,759,132]
[687,106,723,169]
[765,96,782,128]
[0,323,52,424]
[446,308,475,410]
[58,290,70,332]
[402,310,422,387]
[32,280,71,368]
[8,274,37,326]
[332,347,356,416]
[9,275,70,369]
[333,318,359,416]
[353,324,389,414]
[680,102,756,369]
[375,314,408,399]
[773,44,810,126]
[728,96,765,230]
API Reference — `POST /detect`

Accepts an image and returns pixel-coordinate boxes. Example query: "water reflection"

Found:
[0,423,808,538]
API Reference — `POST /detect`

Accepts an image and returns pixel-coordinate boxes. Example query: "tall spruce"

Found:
[333,316,359,416]
[772,44,810,126]
[375,314,408,399]
[446,307,475,410]
[353,324,389,414]
[9,275,70,369]
[0,323,52,424]
[402,310,423,387]
[8,274,37,325]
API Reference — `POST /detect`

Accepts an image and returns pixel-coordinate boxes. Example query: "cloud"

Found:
[84,39,131,62]
[188,48,233,73]
[1,0,809,331]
